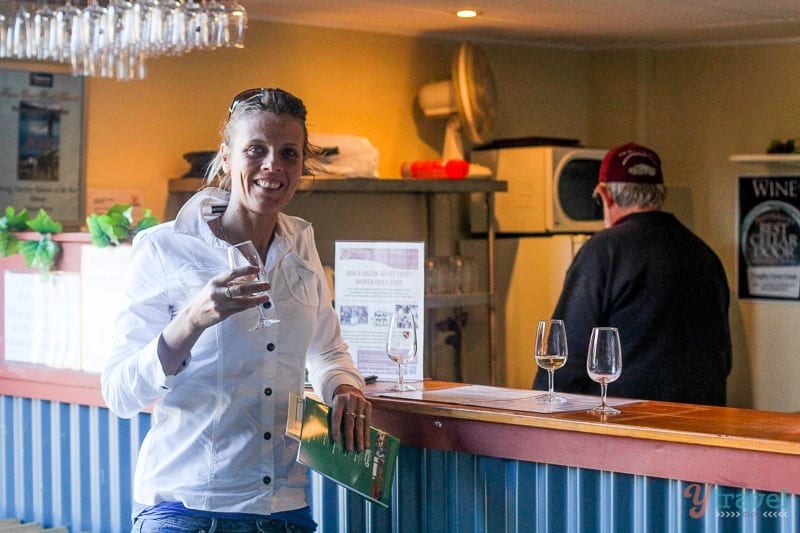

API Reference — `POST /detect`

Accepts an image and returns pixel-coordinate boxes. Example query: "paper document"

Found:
[380,385,643,414]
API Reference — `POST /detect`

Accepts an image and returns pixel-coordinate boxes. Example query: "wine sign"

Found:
[738,175,800,300]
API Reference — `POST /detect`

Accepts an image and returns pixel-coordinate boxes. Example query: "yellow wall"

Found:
[17,18,800,410]
[82,22,593,221]
[76,22,596,393]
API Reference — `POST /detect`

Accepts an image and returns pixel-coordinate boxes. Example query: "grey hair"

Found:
[204,88,322,190]
[606,182,666,209]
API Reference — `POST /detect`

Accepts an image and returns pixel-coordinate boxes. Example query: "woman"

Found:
[102,88,372,532]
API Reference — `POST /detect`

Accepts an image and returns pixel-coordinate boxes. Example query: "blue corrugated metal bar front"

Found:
[2,395,798,532]
[313,447,800,532]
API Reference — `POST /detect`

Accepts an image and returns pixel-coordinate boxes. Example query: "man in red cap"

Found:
[533,142,732,406]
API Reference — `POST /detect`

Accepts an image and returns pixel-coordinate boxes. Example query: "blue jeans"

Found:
[131,515,315,533]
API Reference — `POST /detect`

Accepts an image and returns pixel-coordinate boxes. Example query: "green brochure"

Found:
[288,394,400,507]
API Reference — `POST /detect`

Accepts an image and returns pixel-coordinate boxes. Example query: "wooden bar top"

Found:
[169,176,508,194]
[365,381,800,494]
[365,380,800,455]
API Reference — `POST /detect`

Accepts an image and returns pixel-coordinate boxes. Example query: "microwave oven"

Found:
[472,145,608,233]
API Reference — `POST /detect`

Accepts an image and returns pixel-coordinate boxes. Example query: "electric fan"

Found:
[417,42,497,160]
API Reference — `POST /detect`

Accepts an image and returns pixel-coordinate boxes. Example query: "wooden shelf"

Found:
[729,154,800,167]
[169,176,508,194]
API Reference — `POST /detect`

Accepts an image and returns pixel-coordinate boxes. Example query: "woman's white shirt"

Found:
[101,188,364,514]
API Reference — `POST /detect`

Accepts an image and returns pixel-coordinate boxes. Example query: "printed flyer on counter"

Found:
[335,241,425,383]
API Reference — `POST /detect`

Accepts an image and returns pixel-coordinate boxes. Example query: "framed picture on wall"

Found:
[738,175,800,300]
[0,63,85,230]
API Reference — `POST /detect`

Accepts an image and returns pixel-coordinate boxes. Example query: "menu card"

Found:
[287,394,400,507]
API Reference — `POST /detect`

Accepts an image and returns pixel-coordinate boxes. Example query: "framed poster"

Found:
[738,175,800,300]
[334,241,425,383]
[0,64,85,229]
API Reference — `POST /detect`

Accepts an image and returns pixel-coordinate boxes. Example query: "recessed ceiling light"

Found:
[456,10,480,19]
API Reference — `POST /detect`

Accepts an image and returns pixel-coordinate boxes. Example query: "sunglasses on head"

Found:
[228,87,265,117]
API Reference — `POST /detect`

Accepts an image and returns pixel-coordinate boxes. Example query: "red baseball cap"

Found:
[599,142,663,184]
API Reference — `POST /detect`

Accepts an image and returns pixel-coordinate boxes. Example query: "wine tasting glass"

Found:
[54,0,81,63]
[227,240,279,330]
[33,0,57,60]
[224,0,247,48]
[386,310,418,391]
[80,0,108,77]
[534,319,568,403]
[184,0,209,50]
[586,327,623,415]
[11,1,34,59]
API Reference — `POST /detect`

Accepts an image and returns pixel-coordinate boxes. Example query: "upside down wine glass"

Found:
[386,311,418,391]
[534,319,568,403]
[227,240,279,330]
[586,327,623,416]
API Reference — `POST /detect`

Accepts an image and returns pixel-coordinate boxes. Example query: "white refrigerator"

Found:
[460,235,588,388]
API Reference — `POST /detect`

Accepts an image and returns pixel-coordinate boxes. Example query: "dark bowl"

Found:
[182,151,216,177]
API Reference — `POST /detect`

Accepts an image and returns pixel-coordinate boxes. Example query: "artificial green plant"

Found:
[0,207,63,274]
[0,203,159,275]
[86,204,158,247]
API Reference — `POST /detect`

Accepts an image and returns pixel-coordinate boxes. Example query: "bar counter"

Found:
[366,381,800,496]
[3,377,799,531]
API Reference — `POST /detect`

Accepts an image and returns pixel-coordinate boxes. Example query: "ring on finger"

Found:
[225,286,233,299]
[345,410,357,419]
[358,414,366,419]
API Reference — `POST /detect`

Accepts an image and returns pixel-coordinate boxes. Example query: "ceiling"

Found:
[244,0,800,49]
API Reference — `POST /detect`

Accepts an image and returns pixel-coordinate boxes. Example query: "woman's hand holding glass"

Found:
[534,319,569,403]
[586,327,623,416]
[226,240,279,329]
